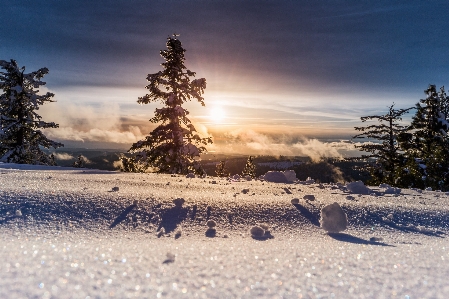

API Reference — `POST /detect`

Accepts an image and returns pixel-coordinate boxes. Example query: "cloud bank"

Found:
[209,129,360,161]
[40,102,146,146]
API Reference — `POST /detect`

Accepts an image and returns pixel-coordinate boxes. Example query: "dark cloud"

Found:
[1,0,449,93]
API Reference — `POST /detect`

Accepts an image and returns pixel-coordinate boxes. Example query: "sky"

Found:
[2,0,449,156]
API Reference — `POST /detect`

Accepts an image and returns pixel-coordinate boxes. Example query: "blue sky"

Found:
[2,0,449,154]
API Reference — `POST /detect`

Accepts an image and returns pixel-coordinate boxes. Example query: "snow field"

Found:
[1,165,449,298]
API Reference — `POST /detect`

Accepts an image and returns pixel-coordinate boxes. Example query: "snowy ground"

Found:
[1,164,449,298]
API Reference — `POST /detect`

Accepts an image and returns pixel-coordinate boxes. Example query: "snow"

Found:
[1,164,449,298]
[262,171,289,183]
[320,202,348,233]
[282,170,297,182]
[346,180,372,195]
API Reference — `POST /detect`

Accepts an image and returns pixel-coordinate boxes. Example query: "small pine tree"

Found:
[0,59,63,165]
[351,104,412,186]
[215,160,229,177]
[242,156,256,178]
[119,155,147,173]
[72,155,86,168]
[399,85,449,190]
[128,36,212,174]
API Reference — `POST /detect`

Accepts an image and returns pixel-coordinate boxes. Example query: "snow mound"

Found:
[230,174,241,181]
[346,181,371,195]
[320,202,348,233]
[384,187,401,194]
[262,171,289,183]
[282,170,297,182]
[206,220,216,228]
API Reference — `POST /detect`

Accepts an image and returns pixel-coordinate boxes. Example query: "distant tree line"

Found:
[352,85,449,191]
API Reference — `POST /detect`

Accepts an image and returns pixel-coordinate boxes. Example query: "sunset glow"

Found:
[209,106,226,123]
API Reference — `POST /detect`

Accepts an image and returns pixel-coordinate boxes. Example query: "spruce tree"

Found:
[399,85,449,190]
[0,59,63,165]
[72,155,86,168]
[351,104,412,186]
[128,36,212,174]
[215,160,229,177]
[242,156,256,178]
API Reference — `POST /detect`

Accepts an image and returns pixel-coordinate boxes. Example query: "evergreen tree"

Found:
[128,36,212,174]
[215,160,229,177]
[351,104,412,186]
[242,156,256,178]
[399,85,449,190]
[72,155,86,168]
[0,59,63,165]
[119,155,147,173]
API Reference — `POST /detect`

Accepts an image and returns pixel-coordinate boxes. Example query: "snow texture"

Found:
[1,164,449,298]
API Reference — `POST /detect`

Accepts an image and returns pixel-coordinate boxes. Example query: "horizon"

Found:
[2,1,449,157]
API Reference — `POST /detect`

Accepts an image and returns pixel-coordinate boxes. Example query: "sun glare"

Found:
[209,106,226,123]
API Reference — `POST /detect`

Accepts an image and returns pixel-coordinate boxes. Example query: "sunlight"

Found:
[209,106,226,123]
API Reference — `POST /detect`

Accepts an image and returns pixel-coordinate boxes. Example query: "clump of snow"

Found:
[262,171,288,183]
[283,170,297,182]
[297,177,315,185]
[320,202,348,233]
[15,210,22,216]
[425,187,432,191]
[206,220,216,228]
[291,198,300,204]
[163,252,175,264]
[379,183,390,188]
[250,226,265,238]
[205,227,216,237]
[384,187,401,195]
[206,221,217,237]
[346,181,371,195]
[303,194,315,201]
[231,174,241,181]
[111,186,119,192]
[173,198,185,207]
[250,223,273,239]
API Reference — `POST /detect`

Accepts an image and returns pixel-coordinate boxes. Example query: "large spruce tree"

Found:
[0,59,63,165]
[352,104,412,186]
[128,36,212,174]
[399,85,449,190]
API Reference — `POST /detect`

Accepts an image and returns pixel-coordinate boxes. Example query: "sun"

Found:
[209,106,226,123]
